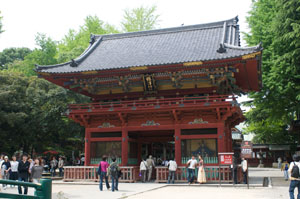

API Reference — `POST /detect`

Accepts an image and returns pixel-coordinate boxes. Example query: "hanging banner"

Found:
[218,152,233,165]
[241,141,253,159]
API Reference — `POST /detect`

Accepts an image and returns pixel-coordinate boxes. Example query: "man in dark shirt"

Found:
[18,154,30,195]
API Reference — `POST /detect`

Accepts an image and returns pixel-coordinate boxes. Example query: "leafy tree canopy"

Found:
[121,5,159,32]
[0,47,32,69]
[0,11,3,34]
[244,0,300,144]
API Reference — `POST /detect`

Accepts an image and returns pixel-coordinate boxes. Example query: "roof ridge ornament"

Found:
[89,34,96,44]
[217,22,227,53]
[70,59,78,67]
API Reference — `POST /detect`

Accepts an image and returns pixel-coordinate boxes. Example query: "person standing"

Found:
[197,155,206,184]
[146,155,155,182]
[108,157,120,192]
[50,156,58,177]
[58,157,64,177]
[167,157,177,184]
[0,154,4,179]
[10,155,19,187]
[1,156,11,190]
[18,154,30,195]
[139,158,148,183]
[289,154,300,199]
[98,156,110,191]
[187,155,198,184]
[241,158,248,184]
[281,159,289,181]
[232,156,238,184]
[278,157,282,169]
[31,159,43,183]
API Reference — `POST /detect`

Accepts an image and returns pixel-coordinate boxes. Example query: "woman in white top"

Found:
[197,155,206,184]
[10,155,19,180]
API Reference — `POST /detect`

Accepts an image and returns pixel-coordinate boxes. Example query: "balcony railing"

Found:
[68,95,238,114]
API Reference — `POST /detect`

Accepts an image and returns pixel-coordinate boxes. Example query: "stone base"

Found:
[257,164,264,168]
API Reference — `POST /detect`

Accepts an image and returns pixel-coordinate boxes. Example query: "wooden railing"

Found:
[63,166,139,183]
[155,166,243,183]
[64,165,243,184]
[68,95,237,114]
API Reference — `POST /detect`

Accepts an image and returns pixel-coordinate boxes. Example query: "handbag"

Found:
[97,162,102,175]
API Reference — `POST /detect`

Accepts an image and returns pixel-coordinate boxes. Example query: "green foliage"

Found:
[57,16,119,63]
[5,34,58,76]
[244,0,300,144]
[121,5,159,32]
[0,11,4,34]
[0,47,32,69]
[0,70,88,155]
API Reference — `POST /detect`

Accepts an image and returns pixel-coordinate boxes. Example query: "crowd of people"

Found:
[139,154,208,184]
[0,153,65,195]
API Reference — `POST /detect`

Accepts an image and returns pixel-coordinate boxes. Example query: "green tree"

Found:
[121,5,159,32]
[0,11,4,34]
[0,70,88,155]
[244,0,300,144]
[57,16,119,63]
[0,47,32,69]
[6,33,58,76]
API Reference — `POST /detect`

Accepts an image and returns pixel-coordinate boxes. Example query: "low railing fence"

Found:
[155,166,242,183]
[0,178,52,199]
[63,166,139,183]
[64,165,242,183]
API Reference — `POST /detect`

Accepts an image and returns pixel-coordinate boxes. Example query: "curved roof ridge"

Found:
[36,35,103,71]
[224,42,262,51]
[95,16,239,41]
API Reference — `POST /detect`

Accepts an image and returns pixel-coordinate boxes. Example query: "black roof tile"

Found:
[36,17,261,74]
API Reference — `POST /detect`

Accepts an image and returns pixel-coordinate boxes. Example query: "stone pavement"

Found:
[0,168,290,199]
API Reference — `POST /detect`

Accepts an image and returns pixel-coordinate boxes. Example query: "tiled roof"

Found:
[36,17,261,74]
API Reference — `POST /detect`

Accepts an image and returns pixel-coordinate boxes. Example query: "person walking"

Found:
[18,154,30,195]
[58,157,64,177]
[31,159,44,183]
[140,158,148,183]
[50,156,58,177]
[98,156,110,191]
[241,158,248,184]
[167,157,177,184]
[146,155,155,182]
[197,155,206,184]
[108,157,120,192]
[10,155,19,187]
[187,155,198,185]
[232,155,238,184]
[289,154,300,199]
[281,159,289,181]
[1,156,11,190]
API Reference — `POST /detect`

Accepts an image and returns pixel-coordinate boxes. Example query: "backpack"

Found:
[291,162,300,178]
[285,163,289,171]
[110,164,118,178]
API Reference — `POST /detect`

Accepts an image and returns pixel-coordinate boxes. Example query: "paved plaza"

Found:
[0,168,292,199]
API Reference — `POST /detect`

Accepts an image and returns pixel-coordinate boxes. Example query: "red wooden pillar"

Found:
[85,128,91,166]
[174,125,181,165]
[121,128,128,166]
[217,123,226,153]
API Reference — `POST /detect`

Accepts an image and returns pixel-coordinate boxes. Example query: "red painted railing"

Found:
[64,166,139,182]
[155,166,243,183]
[68,95,237,114]
[63,165,243,183]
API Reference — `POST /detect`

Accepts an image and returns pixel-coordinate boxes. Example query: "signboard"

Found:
[218,152,233,165]
[241,141,253,159]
